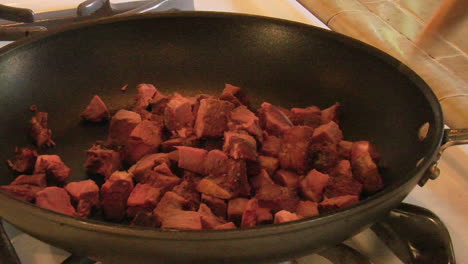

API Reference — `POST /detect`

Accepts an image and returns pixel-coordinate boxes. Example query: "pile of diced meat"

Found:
[1,83,383,230]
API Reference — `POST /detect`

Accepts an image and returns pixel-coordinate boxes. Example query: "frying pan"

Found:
[0,12,465,264]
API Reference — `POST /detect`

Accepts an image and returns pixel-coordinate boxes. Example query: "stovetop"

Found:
[0,1,466,264]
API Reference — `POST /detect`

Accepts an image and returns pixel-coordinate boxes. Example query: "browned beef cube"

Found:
[258,102,293,137]
[258,156,279,176]
[201,194,227,219]
[204,150,229,176]
[134,83,157,110]
[11,174,46,187]
[311,121,343,144]
[164,94,195,137]
[124,120,164,164]
[128,153,170,179]
[296,200,319,218]
[352,141,380,161]
[274,210,299,224]
[172,174,201,211]
[153,191,189,224]
[191,94,216,118]
[30,112,55,148]
[108,109,142,146]
[65,180,99,218]
[198,203,226,229]
[197,179,231,199]
[34,155,71,183]
[160,136,199,152]
[194,98,235,138]
[338,140,353,159]
[289,106,322,128]
[308,142,339,173]
[273,170,301,190]
[256,207,273,224]
[351,143,383,194]
[321,102,340,124]
[131,211,157,227]
[81,95,110,122]
[219,84,250,107]
[228,197,249,223]
[278,126,314,173]
[223,132,258,161]
[126,183,161,218]
[214,222,237,230]
[256,183,299,213]
[7,147,38,174]
[176,146,208,174]
[319,195,359,212]
[241,198,259,228]
[261,133,281,157]
[228,106,263,141]
[324,175,362,199]
[84,145,121,179]
[150,90,170,115]
[101,171,134,221]
[250,169,275,191]
[331,160,353,178]
[161,210,202,230]
[139,168,180,193]
[36,187,76,216]
[299,169,330,202]
[0,185,43,202]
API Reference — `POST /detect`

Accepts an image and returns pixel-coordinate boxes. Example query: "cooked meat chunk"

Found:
[273,170,301,190]
[278,126,314,173]
[150,89,170,115]
[30,112,55,148]
[172,174,201,211]
[198,203,226,229]
[324,175,362,198]
[255,183,299,213]
[65,180,99,218]
[108,109,142,146]
[258,156,279,176]
[214,222,237,229]
[139,167,180,193]
[35,187,76,216]
[11,174,46,187]
[241,198,259,228]
[219,84,250,107]
[161,210,202,230]
[260,133,281,157]
[204,149,229,176]
[160,136,199,152]
[331,160,353,178]
[256,207,273,224]
[81,95,110,122]
[352,141,380,161]
[250,169,275,192]
[131,211,157,227]
[308,123,343,172]
[321,102,340,124]
[228,197,249,223]
[84,144,121,179]
[338,140,353,159]
[289,106,322,128]
[194,98,234,138]
[125,120,164,164]
[34,155,71,183]
[128,153,170,180]
[153,191,190,225]
[223,131,258,161]
[296,201,319,218]
[299,169,330,202]
[197,179,232,200]
[126,183,161,218]
[201,194,227,218]
[311,121,343,144]
[101,171,134,221]
[258,102,293,137]
[7,147,38,174]
[228,106,262,140]
[134,83,157,110]
[1,184,43,202]
[176,146,208,174]
[274,210,299,224]
[351,142,383,194]
[319,195,359,212]
[164,93,195,137]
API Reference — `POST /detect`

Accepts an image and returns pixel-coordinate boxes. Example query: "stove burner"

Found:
[0,203,455,264]
[0,0,194,40]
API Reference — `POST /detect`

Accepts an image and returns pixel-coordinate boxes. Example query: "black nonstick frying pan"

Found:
[0,12,466,264]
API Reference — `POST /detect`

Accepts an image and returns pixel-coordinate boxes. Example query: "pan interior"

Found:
[0,14,441,202]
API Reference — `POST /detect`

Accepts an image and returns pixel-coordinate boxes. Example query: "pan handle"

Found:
[418,128,468,186]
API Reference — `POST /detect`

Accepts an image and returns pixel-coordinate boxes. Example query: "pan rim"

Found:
[0,11,444,239]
